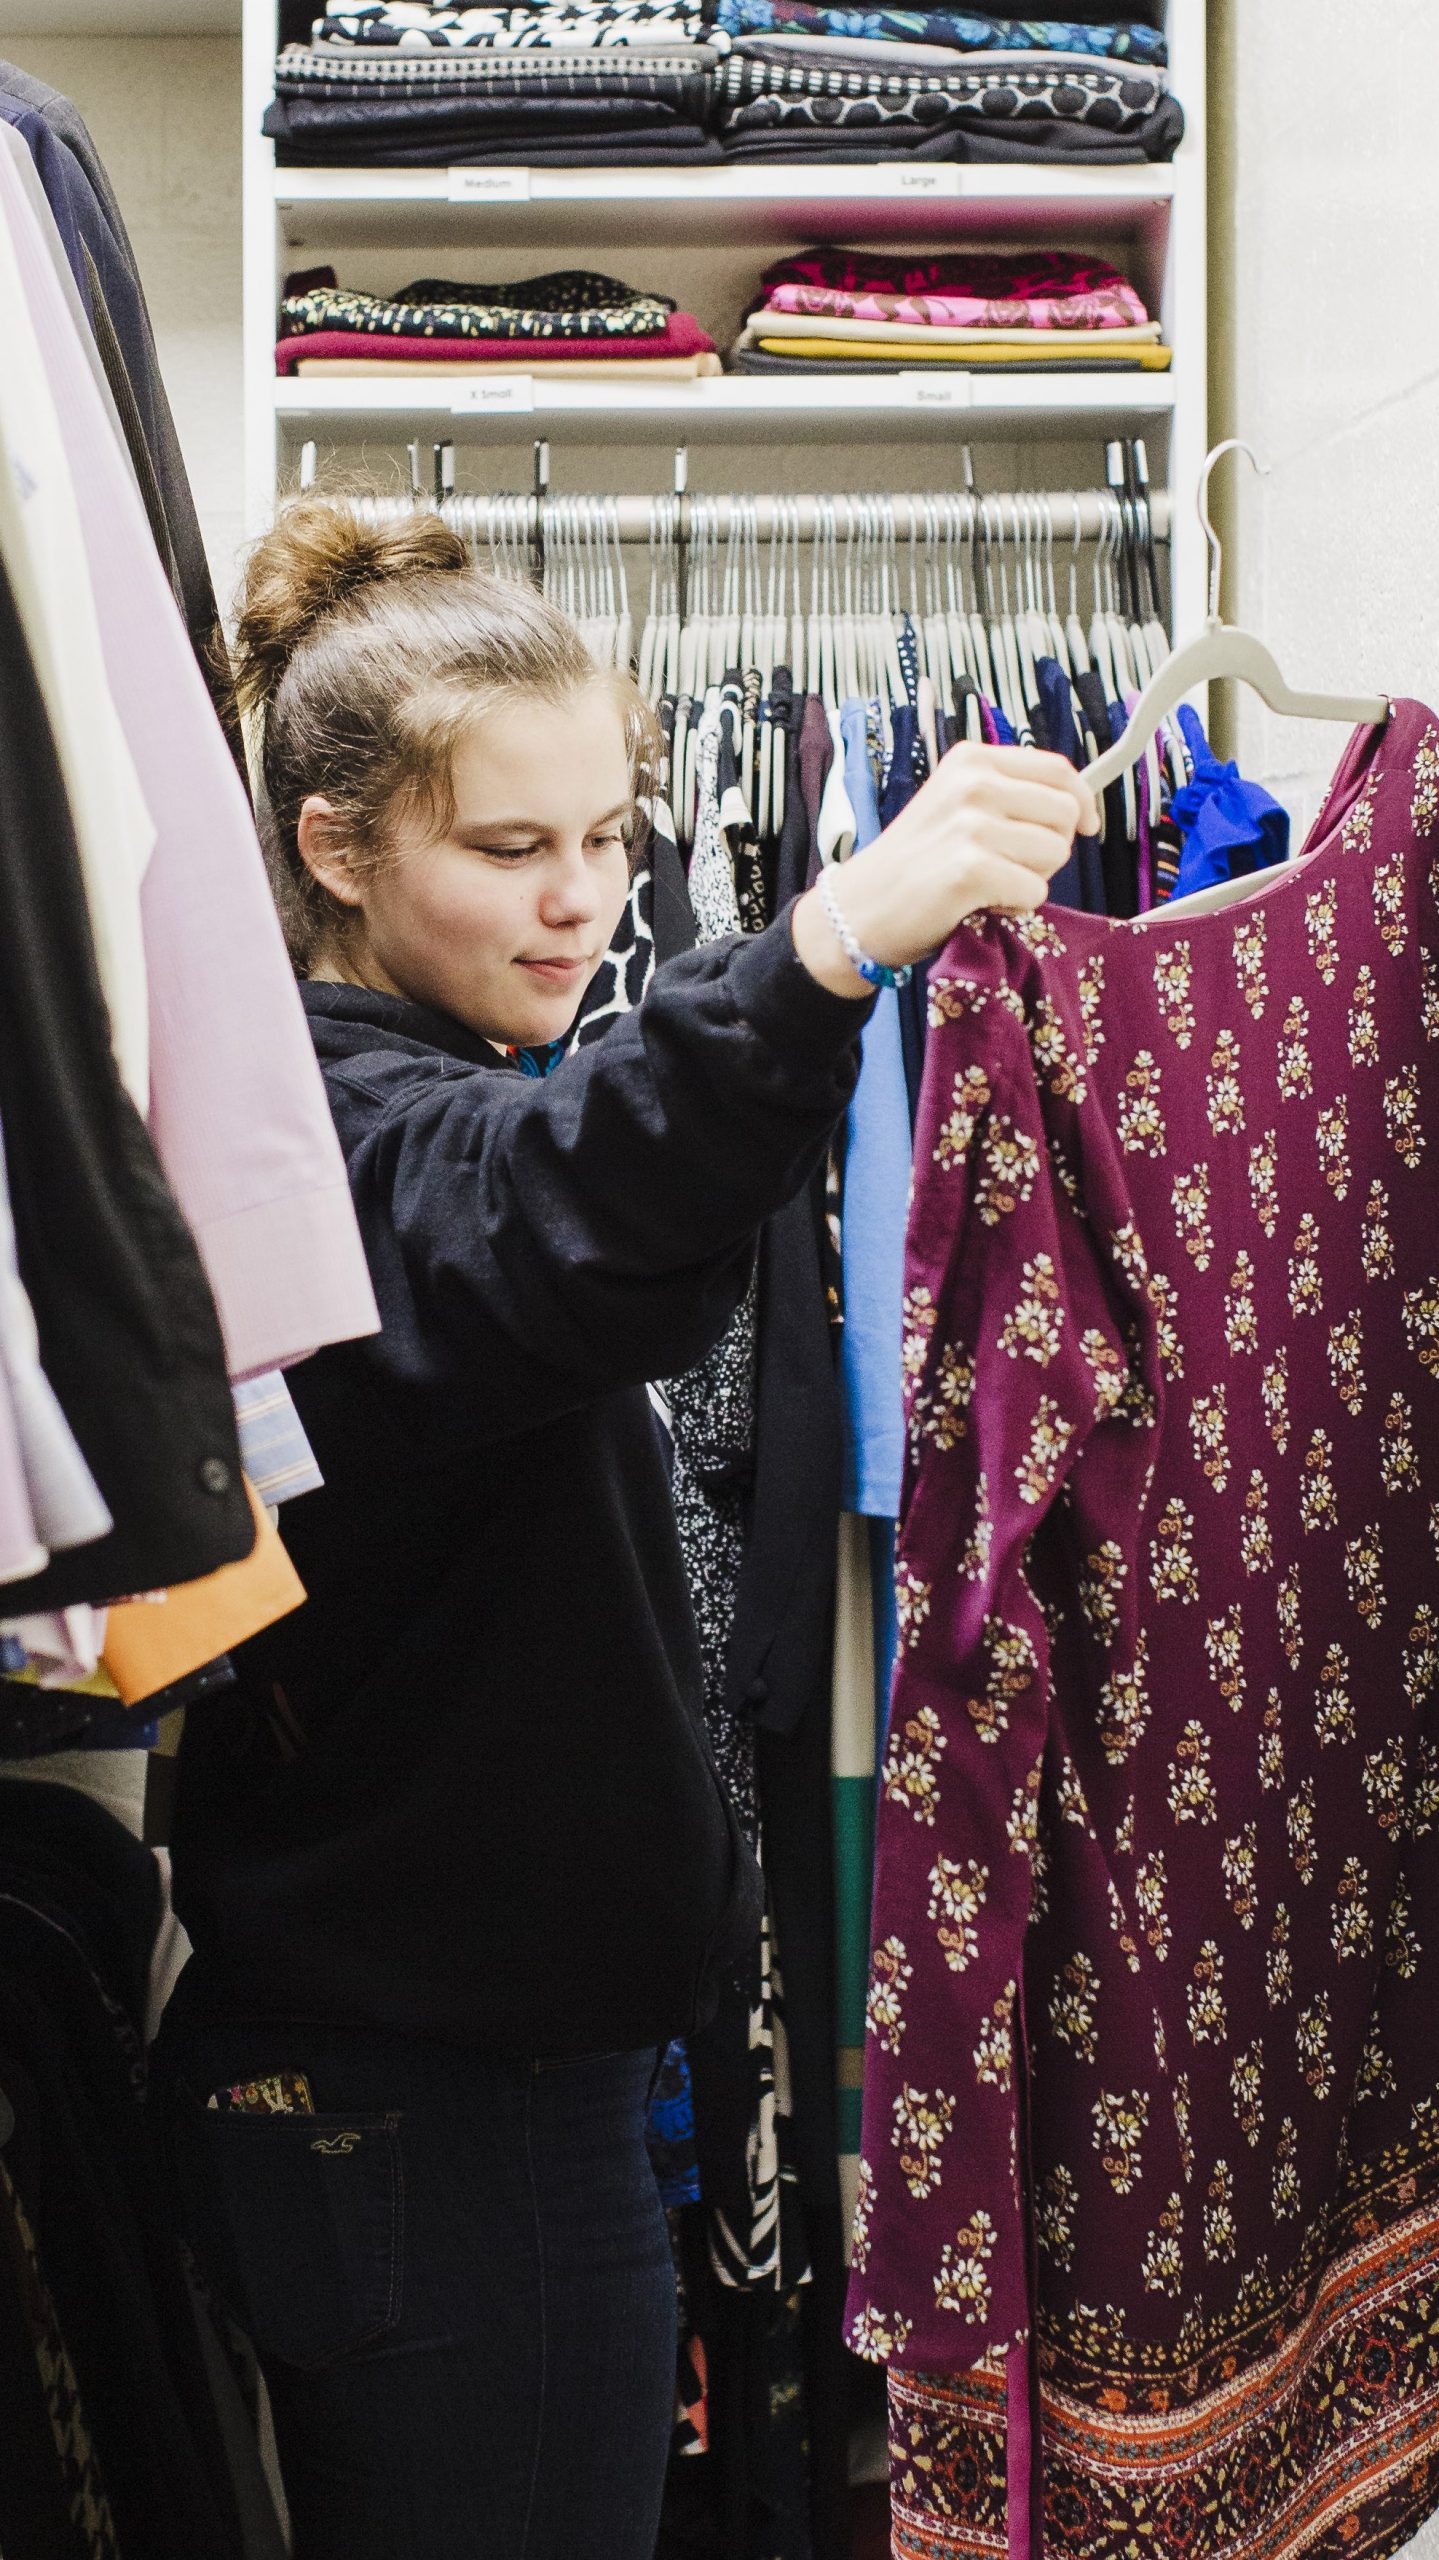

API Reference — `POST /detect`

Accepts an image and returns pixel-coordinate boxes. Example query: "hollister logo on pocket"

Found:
[309,2132,364,2156]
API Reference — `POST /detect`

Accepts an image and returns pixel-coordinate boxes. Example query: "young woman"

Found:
[157,500,1096,2560]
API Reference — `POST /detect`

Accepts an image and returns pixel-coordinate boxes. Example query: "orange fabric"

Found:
[102,1478,304,1705]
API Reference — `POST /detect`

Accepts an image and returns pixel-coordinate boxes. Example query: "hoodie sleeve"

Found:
[320,906,873,1437]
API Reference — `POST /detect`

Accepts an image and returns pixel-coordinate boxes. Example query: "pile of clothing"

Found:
[266,0,725,167]
[709,14,1182,166]
[264,4,1183,166]
[275,263,721,377]
[734,242,1170,373]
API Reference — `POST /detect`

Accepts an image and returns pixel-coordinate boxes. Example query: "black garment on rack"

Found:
[0,63,246,773]
[0,2143,95,2560]
[0,1783,246,2560]
[1073,666,1136,915]
[731,684,851,2557]
[1036,655,1108,913]
[0,565,253,1615]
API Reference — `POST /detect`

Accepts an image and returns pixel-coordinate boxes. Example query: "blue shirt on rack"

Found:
[838,699,910,1523]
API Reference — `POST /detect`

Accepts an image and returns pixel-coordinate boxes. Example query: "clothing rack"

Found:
[298,438,1175,550]
[297,434,1173,624]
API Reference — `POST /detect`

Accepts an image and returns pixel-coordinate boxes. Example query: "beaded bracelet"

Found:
[816,864,913,991]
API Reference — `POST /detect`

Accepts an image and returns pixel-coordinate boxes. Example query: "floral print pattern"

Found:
[850,705,1439,2560]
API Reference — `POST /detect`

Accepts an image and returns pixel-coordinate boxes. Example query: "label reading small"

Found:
[899,371,974,408]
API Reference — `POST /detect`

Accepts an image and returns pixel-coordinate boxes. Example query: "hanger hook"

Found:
[1198,437,1269,623]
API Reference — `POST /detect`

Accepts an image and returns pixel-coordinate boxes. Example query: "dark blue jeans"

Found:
[159,2017,676,2560]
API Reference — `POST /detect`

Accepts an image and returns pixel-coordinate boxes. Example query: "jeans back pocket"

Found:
[170,2088,403,2372]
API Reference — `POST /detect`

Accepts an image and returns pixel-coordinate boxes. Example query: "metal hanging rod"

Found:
[295,439,1172,548]
[449,490,1172,543]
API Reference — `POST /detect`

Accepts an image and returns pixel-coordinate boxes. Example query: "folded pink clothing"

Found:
[756,245,1150,334]
[276,314,714,369]
[761,279,1148,330]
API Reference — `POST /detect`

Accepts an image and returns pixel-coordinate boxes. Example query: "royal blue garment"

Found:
[645,2038,701,2208]
[1170,703,1290,898]
[511,1039,567,1079]
[838,702,909,1521]
[988,701,1017,747]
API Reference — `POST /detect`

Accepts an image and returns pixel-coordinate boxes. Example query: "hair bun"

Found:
[233,496,469,719]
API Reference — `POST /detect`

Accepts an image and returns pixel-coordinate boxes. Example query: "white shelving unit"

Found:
[244,0,1206,624]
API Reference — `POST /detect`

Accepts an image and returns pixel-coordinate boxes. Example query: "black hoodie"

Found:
[170,910,871,2054]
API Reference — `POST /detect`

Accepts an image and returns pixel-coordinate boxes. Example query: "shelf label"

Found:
[447,166,532,202]
[450,375,536,414]
[899,371,974,408]
[894,166,961,198]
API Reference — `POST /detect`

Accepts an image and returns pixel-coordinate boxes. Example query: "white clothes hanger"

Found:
[1090,441,1389,796]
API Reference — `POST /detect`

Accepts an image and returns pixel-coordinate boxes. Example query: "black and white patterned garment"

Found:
[278,37,716,82]
[2,2162,122,2559]
[280,269,674,344]
[570,848,656,1042]
[573,774,789,2292]
[716,40,1166,125]
[313,0,708,44]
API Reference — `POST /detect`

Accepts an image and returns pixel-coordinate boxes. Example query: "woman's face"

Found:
[306,684,636,1047]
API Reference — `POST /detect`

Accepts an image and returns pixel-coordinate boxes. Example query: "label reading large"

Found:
[894,167,961,198]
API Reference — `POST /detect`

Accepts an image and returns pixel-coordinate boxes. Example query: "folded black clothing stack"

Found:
[711,39,1181,165]
[264,4,1183,166]
[266,8,724,165]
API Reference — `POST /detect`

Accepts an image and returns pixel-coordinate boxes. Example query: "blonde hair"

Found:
[233,495,659,970]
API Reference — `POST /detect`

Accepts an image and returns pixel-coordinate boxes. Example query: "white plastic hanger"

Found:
[1091,441,1389,797]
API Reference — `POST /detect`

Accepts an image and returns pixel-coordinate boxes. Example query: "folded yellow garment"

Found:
[751,338,1174,369]
[294,354,724,380]
[743,310,1163,348]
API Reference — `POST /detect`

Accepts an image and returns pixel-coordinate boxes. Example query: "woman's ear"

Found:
[297,795,365,909]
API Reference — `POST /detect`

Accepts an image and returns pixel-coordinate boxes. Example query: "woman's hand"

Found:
[791,743,1100,1000]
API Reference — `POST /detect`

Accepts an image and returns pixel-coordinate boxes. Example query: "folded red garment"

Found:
[276,315,714,371]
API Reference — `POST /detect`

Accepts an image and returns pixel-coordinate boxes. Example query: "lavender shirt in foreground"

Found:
[849,703,1439,2404]
[0,149,378,1380]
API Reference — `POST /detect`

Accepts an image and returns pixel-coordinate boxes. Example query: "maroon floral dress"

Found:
[846,702,1439,2560]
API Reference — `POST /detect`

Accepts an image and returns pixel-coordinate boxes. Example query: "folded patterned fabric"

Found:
[707,4,1166,55]
[312,0,709,41]
[276,311,716,369]
[312,0,1167,52]
[280,265,676,340]
[291,350,725,375]
[716,39,1166,119]
[742,332,1172,364]
[718,88,1182,153]
[276,38,717,82]
[744,309,1160,345]
[757,244,1149,329]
